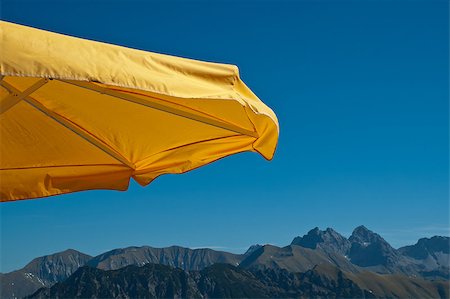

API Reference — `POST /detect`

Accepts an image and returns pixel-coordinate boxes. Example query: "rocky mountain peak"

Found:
[291,227,350,256]
[348,226,400,268]
[310,227,321,234]
[349,225,378,243]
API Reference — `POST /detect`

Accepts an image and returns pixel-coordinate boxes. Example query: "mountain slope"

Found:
[27,263,366,298]
[0,249,92,299]
[29,263,449,299]
[239,244,360,273]
[399,236,450,279]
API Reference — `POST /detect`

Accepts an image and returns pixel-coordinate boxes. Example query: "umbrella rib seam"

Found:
[25,97,136,169]
[106,86,255,133]
[134,134,243,173]
[58,79,259,138]
[0,81,136,170]
[0,78,48,114]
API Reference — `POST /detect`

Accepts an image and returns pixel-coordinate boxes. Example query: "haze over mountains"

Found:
[2,226,449,298]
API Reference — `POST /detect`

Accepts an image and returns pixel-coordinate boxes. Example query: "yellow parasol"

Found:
[0,21,278,201]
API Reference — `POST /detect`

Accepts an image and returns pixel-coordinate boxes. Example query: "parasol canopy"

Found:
[0,21,279,202]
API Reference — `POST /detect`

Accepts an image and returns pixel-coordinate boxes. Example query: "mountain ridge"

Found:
[86,245,243,271]
[2,226,449,299]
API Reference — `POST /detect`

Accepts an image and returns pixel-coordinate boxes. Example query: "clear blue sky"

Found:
[1,0,448,272]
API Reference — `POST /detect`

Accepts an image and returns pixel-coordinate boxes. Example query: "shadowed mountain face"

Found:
[399,236,450,279]
[244,244,263,256]
[0,249,92,299]
[348,225,402,268]
[399,236,450,259]
[28,263,449,299]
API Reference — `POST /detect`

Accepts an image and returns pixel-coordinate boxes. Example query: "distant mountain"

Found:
[399,236,450,279]
[348,225,402,268]
[1,246,243,299]
[346,226,449,278]
[399,236,450,259]
[291,227,351,256]
[86,245,243,271]
[289,226,450,279]
[0,249,92,299]
[4,226,450,298]
[28,263,450,299]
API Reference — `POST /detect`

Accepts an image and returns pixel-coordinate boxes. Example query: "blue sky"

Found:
[1,0,448,272]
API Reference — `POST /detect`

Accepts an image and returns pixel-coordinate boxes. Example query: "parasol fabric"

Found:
[0,21,278,201]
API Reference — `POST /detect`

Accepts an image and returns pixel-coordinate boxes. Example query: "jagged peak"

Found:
[352,225,370,234]
[291,227,350,256]
[349,225,382,244]
[310,227,321,233]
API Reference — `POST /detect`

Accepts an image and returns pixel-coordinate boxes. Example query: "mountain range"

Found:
[2,225,449,298]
